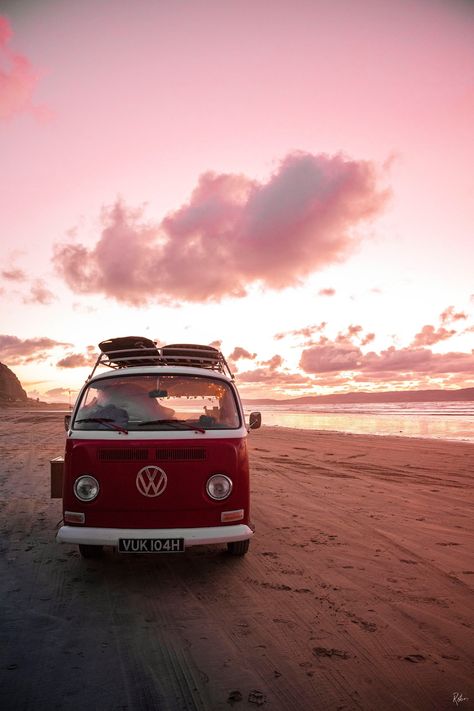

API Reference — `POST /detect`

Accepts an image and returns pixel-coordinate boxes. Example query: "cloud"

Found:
[318,288,336,296]
[0,16,43,121]
[1,268,26,281]
[335,324,361,343]
[335,324,375,347]
[22,279,56,305]
[45,387,72,399]
[411,324,456,347]
[0,266,55,304]
[72,302,98,314]
[260,354,283,370]
[56,352,94,368]
[362,347,474,375]
[0,334,70,364]
[233,351,308,393]
[361,347,432,373]
[300,341,474,379]
[411,305,469,346]
[229,347,256,361]
[53,152,388,304]
[440,306,468,324]
[277,322,380,359]
[25,386,76,403]
[361,333,375,346]
[236,368,310,388]
[300,342,362,373]
[274,322,327,341]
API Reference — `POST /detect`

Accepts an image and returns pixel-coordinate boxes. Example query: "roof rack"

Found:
[88,337,234,380]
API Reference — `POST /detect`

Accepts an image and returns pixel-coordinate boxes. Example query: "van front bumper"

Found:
[56,524,254,547]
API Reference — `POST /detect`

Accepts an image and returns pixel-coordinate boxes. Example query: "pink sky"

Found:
[0,0,473,400]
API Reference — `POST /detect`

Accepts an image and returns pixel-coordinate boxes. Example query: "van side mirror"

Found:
[248,411,261,430]
[64,414,71,431]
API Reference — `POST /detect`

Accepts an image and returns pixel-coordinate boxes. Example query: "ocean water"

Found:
[16,402,474,442]
[244,401,474,442]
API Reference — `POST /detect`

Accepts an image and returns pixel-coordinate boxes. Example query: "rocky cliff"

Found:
[0,363,28,402]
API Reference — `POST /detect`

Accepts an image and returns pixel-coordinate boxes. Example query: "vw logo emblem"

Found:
[136,466,167,497]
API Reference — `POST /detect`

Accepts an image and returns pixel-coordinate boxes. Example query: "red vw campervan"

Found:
[52,338,261,558]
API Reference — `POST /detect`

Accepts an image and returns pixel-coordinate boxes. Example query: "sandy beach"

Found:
[0,411,472,711]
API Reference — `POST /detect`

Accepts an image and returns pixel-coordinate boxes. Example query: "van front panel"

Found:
[62,437,250,529]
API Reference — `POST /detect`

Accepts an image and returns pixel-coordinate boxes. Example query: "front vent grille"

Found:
[98,448,149,462]
[155,448,206,461]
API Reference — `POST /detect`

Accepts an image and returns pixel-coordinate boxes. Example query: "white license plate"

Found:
[118,538,185,553]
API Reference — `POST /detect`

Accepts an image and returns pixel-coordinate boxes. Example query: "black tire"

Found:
[227,539,250,556]
[78,544,103,558]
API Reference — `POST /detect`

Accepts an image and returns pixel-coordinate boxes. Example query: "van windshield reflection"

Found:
[73,374,241,431]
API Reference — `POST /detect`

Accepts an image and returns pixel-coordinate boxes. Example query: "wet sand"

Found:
[0,412,473,710]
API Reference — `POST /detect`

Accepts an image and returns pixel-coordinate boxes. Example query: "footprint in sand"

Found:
[403,654,425,663]
[313,647,349,660]
[436,542,460,547]
[261,582,292,591]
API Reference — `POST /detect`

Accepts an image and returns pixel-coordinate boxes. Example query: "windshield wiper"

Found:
[138,418,205,434]
[75,417,128,434]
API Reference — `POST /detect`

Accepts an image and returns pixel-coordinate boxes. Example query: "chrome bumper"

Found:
[57,524,254,547]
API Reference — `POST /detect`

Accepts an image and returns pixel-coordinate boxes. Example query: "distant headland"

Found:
[243,387,474,406]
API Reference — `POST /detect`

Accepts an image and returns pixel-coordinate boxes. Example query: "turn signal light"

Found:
[221,509,244,523]
[64,511,85,524]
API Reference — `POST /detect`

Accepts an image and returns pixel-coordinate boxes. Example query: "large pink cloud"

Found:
[300,341,474,378]
[53,152,388,304]
[0,16,40,120]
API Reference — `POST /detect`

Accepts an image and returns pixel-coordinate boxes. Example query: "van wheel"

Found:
[227,540,249,556]
[78,544,103,558]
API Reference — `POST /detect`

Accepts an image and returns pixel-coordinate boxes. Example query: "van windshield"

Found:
[73,374,241,431]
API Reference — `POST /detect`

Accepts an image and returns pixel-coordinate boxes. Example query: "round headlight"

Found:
[206,474,233,501]
[74,475,99,502]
